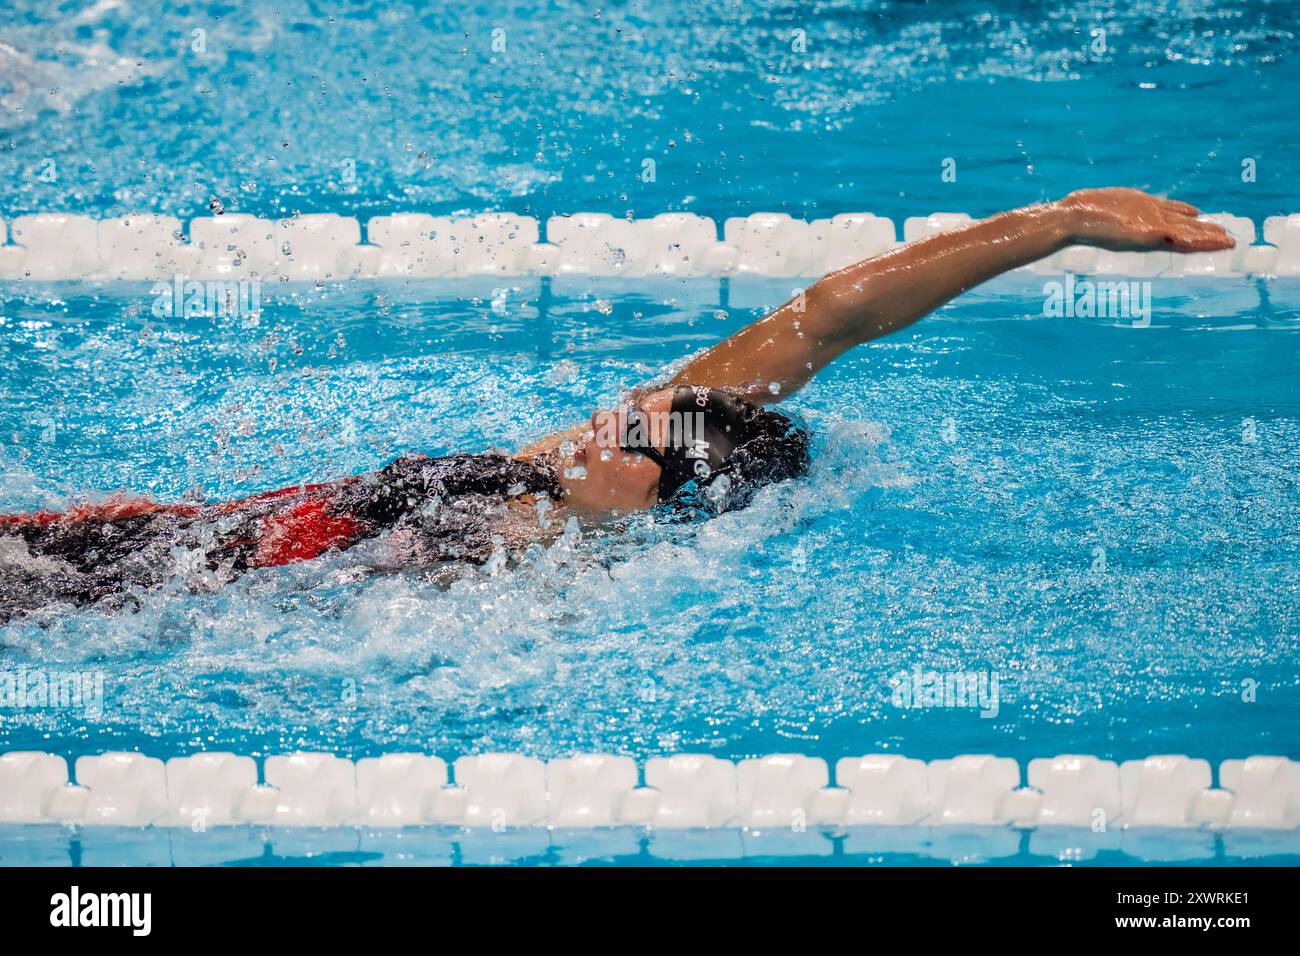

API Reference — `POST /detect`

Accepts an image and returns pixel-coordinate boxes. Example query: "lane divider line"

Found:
[2,751,1296,830]
[0,211,1295,280]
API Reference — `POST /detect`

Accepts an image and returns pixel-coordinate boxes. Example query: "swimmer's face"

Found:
[557,388,675,515]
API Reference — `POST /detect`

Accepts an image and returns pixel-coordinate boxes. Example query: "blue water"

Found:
[2,0,1299,865]
[2,0,1298,223]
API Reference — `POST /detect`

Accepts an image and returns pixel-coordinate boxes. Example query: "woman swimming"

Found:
[0,188,1232,618]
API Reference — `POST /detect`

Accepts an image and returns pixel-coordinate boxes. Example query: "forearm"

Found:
[671,201,1073,401]
[813,202,1073,346]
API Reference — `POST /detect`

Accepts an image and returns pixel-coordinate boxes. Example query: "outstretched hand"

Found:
[1059,187,1235,253]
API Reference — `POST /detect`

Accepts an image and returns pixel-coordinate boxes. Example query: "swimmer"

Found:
[0,188,1232,618]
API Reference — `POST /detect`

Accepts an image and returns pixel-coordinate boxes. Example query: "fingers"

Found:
[1165,220,1235,252]
[1191,221,1233,248]
[1162,198,1200,217]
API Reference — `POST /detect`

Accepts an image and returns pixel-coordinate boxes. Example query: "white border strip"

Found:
[2,751,1296,830]
[0,211,1296,281]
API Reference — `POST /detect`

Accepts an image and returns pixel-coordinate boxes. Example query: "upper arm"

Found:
[667,284,857,403]
[515,276,862,454]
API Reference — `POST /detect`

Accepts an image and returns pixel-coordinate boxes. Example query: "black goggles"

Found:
[616,405,672,472]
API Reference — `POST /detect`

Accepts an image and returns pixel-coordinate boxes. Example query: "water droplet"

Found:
[534,497,553,529]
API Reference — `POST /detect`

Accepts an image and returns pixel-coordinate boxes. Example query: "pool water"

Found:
[1,0,1299,864]
[3,0,1299,225]
[2,276,1297,764]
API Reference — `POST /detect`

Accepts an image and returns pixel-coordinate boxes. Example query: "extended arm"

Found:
[668,188,1235,402]
[517,188,1233,456]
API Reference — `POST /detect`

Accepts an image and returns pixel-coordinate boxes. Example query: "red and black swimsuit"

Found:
[0,453,560,619]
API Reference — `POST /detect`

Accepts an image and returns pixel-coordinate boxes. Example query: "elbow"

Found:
[802,276,872,346]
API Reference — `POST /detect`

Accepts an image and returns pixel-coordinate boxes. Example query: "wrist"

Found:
[996,202,1076,257]
[1036,200,1080,251]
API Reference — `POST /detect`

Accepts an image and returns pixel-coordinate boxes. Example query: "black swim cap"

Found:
[621,385,810,507]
